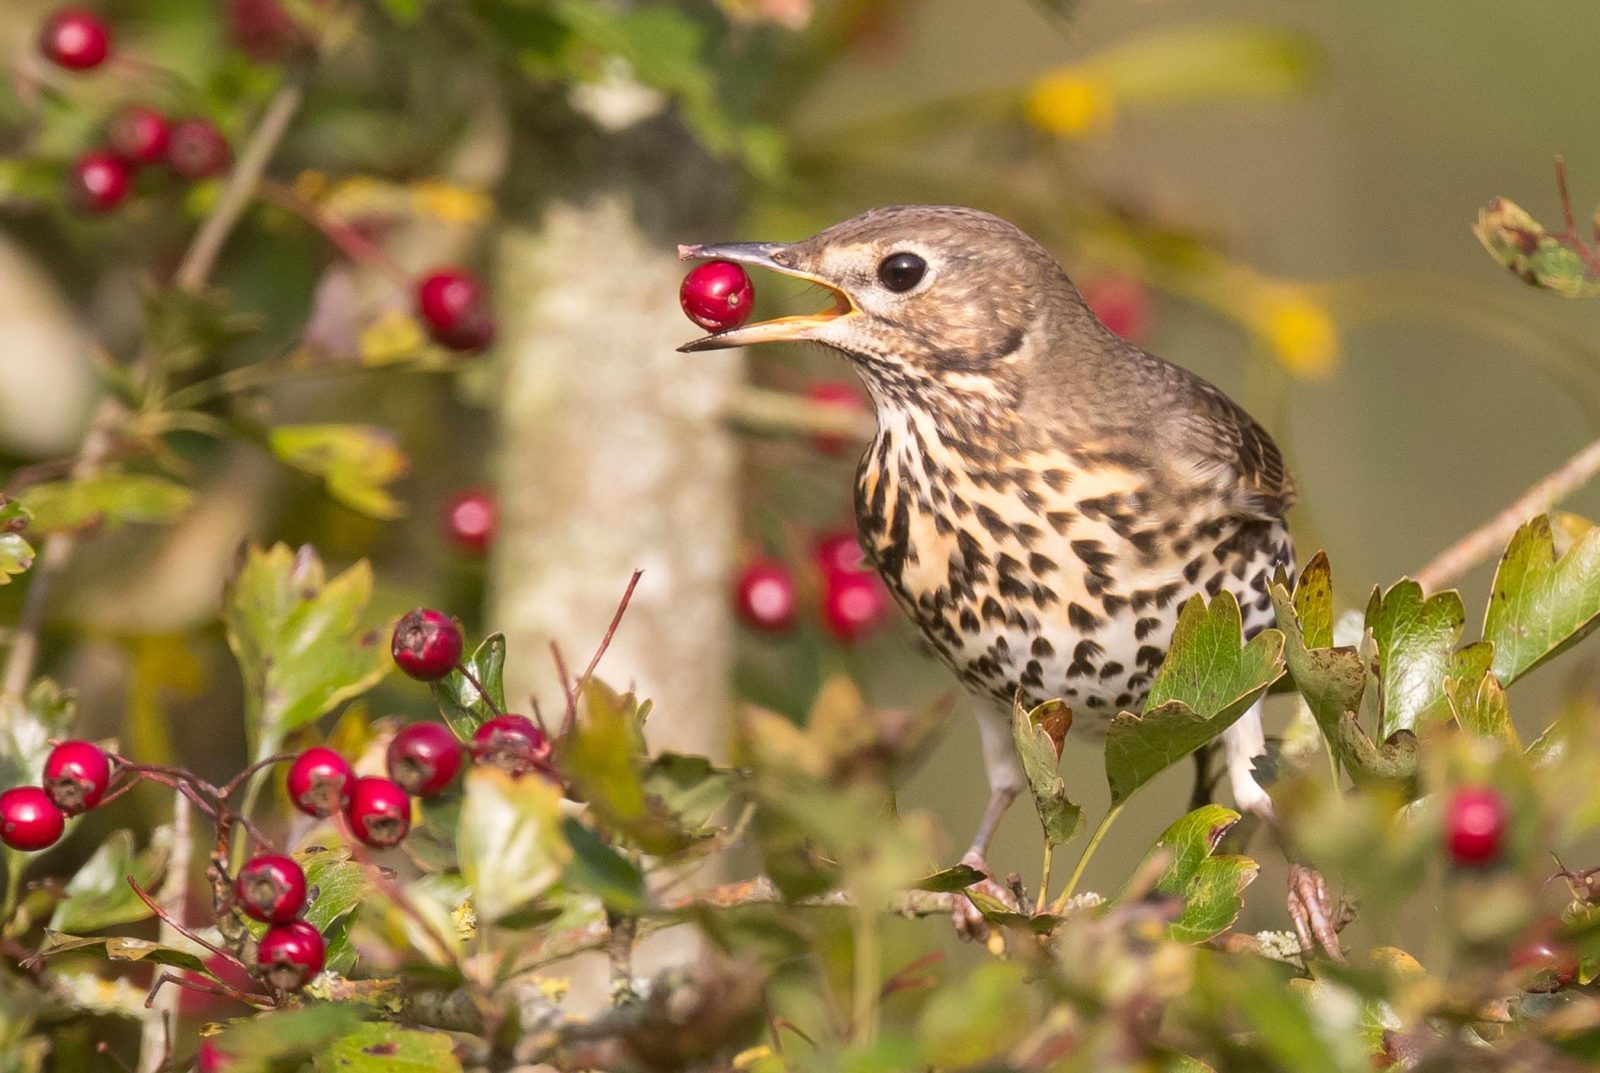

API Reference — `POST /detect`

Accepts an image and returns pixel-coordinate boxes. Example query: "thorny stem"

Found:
[1051,802,1125,914]
[851,904,880,1045]
[125,876,252,975]
[219,752,296,800]
[1415,433,1600,593]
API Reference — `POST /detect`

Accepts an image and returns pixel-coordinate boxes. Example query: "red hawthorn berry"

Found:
[68,151,131,214]
[470,714,551,778]
[107,104,172,165]
[1445,786,1506,866]
[386,722,463,797]
[166,118,231,181]
[346,776,411,848]
[735,559,797,632]
[815,529,866,577]
[391,609,464,681]
[226,0,317,62]
[1082,275,1152,344]
[415,269,495,352]
[1510,935,1579,992]
[285,746,355,818]
[234,854,308,924]
[42,739,111,814]
[256,920,325,990]
[680,261,754,333]
[0,786,66,851]
[805,380,866,455]
[821,569,889,644]
[441,489,496,554]
[39,8,111,71]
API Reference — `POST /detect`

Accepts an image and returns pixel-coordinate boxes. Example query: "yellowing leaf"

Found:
[458,766,569,924]
[1484,514,1600,685]
[358,309,430,367]
[269,424,409,519]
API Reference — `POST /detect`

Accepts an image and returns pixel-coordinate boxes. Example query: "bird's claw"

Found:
[1286,863,1345,963]
[953,850,1017,944]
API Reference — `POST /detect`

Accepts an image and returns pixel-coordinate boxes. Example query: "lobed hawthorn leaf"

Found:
[1269,554,1365,754]
[0,496,34,584]
[1364,579,1465,738]
[430,633,507,740]
[1130,804,1258,943]
[1473,198,1600,298]
[1484,514,1600,686]
[1105,592,1284,805]
[315,1022,462,1073]
[1445,669,1519,749]
[223,544,391,761]
[20,473,193,534]
[1339,634,1420,791]
[49,828,171,934]
[269,424,409,521]
[1011,698,1082,847]
[562,681,699,856]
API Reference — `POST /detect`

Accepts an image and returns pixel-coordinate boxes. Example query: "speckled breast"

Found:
[854,408,1293,737]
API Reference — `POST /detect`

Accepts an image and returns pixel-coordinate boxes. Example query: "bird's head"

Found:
[679,205,1086,402]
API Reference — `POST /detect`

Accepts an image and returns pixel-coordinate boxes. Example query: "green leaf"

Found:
[212,1005,368,1073]
[143,286,263,374]
[1105,592,1283,804]
[1484,514,1600,685]
[293,849,370,974]
[223,544,391,761]
[1010,699,1082,846]
[1473,198,1600,298]
[269,424,409,520]
[560,816,647,913]
[458,765,569,924]
[1269,554,1365,755]
[20,474,193,534]
[1364,579,1464,737]
[49,830,170,933]
[562,682,696,855]
[315,1023,462,1073]
[917,961,1039,1069]
[35,932,206,973]
[429,633,506,739]
[912,864,985,893]
[641,753,736,833]
[1134,805,1258,943]
[1445,670,1519,748]
[0,497,34,585]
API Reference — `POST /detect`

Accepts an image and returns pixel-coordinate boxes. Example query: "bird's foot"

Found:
[1286,863,1345,963]
[953,850,1017,944]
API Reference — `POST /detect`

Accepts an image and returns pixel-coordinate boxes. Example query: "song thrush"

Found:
[680,205,1339,955]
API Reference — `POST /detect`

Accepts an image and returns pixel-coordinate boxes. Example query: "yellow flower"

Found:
[411,180,492,225]
[1258,290,1338,379]
[1025,71,1117,138]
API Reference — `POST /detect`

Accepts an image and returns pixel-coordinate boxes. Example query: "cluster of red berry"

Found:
[0,739,110,850]
[39,9,232,214]
[241,609,556,988]
[736,530,890,644]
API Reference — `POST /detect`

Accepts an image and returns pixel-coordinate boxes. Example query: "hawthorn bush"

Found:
[6,3,1600,1073]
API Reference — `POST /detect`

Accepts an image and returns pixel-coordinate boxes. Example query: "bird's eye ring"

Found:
[877,252,926,292]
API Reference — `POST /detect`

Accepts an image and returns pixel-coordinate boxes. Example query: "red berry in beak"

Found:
[680,261,755,333]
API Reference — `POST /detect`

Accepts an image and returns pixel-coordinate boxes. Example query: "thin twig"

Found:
[1416,434,1600,593]
[126,874,247,973]
[579,570,643,688]
[219,752,296,799]
[171,73,308,294]
[457,665,504,719]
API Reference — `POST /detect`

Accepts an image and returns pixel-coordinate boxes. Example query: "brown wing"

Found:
[1175,381,1297,521]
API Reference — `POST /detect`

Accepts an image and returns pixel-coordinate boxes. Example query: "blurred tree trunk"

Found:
[489,108,743,761]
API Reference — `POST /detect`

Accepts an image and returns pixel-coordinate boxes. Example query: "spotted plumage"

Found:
[679,204,1296,884]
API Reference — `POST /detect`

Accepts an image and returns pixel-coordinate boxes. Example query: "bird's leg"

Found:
[1222,699,1345,961]
[954,700,1027,941]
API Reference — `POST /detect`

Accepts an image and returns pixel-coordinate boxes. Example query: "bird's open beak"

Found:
[676,242,856,353]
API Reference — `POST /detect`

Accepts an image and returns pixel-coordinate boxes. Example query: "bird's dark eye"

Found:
[877,252,926,292]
